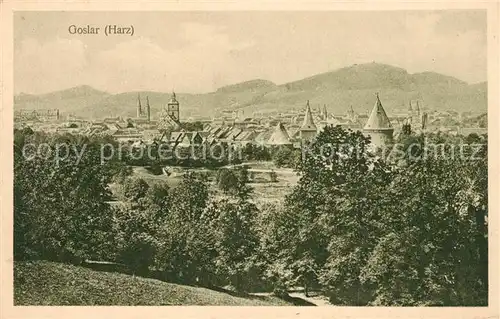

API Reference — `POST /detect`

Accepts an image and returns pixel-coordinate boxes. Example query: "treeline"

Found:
[264,127,488,306]
[101,133,283,170]
[13,126,488,305]
[119,140,238,169]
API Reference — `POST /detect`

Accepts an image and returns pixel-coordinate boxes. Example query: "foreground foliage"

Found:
[13,127,488,305]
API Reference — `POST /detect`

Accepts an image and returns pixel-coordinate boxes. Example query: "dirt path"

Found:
[288,292,332,306]
[251,292,332,306]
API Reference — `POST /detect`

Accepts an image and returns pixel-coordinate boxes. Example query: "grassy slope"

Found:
[14,261,290,306]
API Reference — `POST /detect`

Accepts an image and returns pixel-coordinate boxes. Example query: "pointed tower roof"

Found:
[347,105,356,119]
[301,100,317,131]
[408,100,413,112]
[168,91,179,105]
[137,93,142,116]
[146,96,151,121]
[137,94,142,109]
[268,122,292,145]
[364,93,392,130]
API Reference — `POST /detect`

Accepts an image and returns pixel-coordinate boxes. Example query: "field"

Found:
[14,261,294,306]
[122,161,299,206]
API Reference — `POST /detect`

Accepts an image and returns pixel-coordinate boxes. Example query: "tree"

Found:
[360,149,488,305]
[14,131,116,262]
[122,178,150,203]
[216,166,253,199]
[242,143,271,161]
[154,172,214,284]
[113,204,158,275]
[216,169,240,194]
[264,125,391,302]
[181,121,204,132]
[206,197,260,291]
[272,146,293,168]
[114,181,172,275]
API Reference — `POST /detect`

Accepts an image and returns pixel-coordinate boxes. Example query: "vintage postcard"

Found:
[1,1,499,318]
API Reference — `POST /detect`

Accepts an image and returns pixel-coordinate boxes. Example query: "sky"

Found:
[14,10,487,95]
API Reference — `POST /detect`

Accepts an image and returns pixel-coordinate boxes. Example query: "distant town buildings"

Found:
[14,109,60,122]
[14,87,487,150]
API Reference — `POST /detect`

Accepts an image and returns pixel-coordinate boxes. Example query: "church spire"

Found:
[299,100,317,141]
[137,93,142,118]
[146,96,151,122]
[301,100,316,131]
[169,91,179,105]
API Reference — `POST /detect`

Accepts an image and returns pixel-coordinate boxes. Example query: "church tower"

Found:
[299,100,317,141]
[363,93,394,148]
[146,96,151,122]
[158,91,181,131]
[167,91,180,122]
[137,94,142,118]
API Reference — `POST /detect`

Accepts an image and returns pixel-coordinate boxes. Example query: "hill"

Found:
[14,63,487,119]
[14,261,291,306]
[14,85,110,116]
[216,79,277,93]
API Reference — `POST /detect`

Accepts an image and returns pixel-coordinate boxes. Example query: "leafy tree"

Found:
[216,166,253,199]
[181,121,204,132]
[14,131,115,262]
[359,135,488,306]
[114,182,172,275]
[113,204,158,275]
[242,143,271,161]
[154,172,214,284]
[272,146,293,168]
[207,198,260,291]
[122,178,150,203]
[216,169,239,194]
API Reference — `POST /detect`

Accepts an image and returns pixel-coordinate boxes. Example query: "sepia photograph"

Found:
[3,6,496,312]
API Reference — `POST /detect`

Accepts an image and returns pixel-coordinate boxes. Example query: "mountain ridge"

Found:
[15,63,487,119]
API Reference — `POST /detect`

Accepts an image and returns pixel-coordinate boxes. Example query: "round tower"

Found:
[363,93,394,147]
